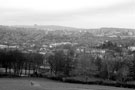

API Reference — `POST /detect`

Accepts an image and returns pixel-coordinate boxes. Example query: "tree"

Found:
[128,54,135,80]
[74,53,97,82]
[100,51,133,81]
[47,49,76,77]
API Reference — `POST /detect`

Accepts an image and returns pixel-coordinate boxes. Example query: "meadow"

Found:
[0,78,134,90]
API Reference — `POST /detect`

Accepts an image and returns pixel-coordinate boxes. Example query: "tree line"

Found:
[1,41,135,83]
[46,43,135,82]
[0,49,44,76]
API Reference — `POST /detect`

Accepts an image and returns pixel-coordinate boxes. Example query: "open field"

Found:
[0,78,134,90]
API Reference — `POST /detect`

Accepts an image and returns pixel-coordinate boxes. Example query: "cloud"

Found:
[0,0,134,28]
[68,0,135,17]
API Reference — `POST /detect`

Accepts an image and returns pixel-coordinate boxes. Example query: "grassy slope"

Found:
[0,78,134,90]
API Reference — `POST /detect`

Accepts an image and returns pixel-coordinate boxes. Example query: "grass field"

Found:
[0,78,134,90]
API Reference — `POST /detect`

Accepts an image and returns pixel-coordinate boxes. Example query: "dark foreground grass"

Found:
[0,78,134,90]
[61,77,135,88]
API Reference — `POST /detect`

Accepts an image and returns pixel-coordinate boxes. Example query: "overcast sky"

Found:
[0,0,135,28]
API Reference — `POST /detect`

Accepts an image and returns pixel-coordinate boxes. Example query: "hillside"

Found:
[14,25,82,31]
[0,25,135,47]
[89,27,135,37]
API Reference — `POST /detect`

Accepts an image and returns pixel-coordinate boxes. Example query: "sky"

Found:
[0,0,135,29]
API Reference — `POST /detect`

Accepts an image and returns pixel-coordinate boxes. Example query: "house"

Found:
[0,44,8,49]
[38,66,50,74]
[128,46,135,51]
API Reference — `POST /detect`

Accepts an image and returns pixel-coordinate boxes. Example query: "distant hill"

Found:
[88,27,135,37]
[14,25,82,31]
[12,25,135,36]
[0,25,87,45]
[1,25,135,47]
